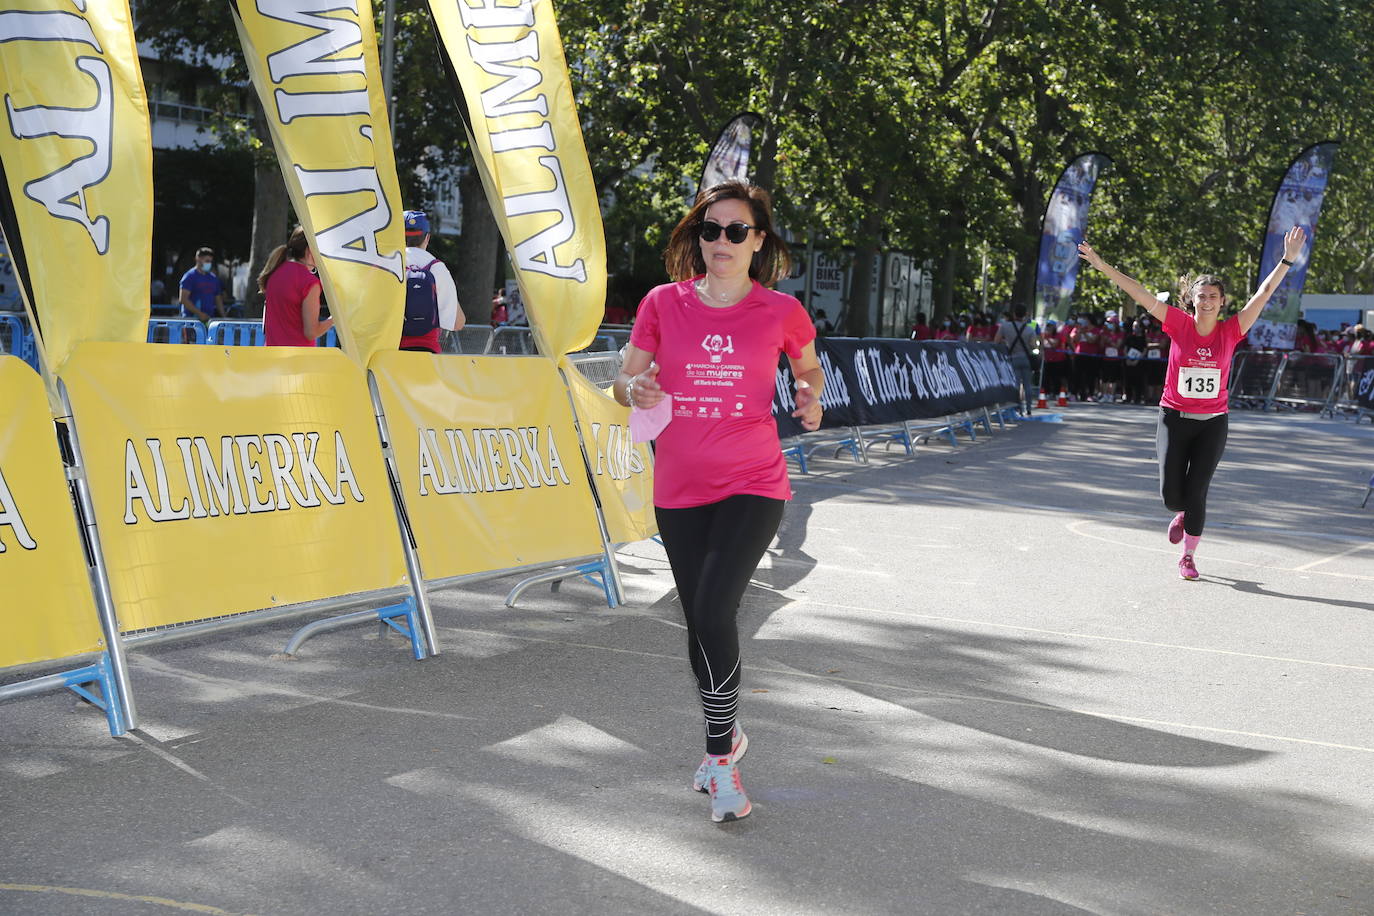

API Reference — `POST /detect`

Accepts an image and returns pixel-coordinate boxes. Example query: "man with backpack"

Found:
[400,210,463,352]
[996,303,1040,415]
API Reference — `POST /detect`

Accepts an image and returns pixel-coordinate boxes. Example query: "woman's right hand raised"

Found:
[1077,241,1106,271]
[629,362,664,409]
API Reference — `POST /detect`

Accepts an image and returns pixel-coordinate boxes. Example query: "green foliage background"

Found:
[139,0,1374,324]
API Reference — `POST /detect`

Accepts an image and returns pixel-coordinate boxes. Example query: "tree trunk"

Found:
[753,120,778,196]
[244,98,289,319]
[1013,176,1045,316]
[932,202,966,323]
[841,177,892,337]
[453,166,502,328]
[935,242,958,323]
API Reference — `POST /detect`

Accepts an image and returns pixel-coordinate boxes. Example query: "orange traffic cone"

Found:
[1056,387,1069,407]
[1035,388,1048,409]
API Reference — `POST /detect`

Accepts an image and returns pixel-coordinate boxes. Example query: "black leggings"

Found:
[656,494,785,755]
[1156,409,1228,537]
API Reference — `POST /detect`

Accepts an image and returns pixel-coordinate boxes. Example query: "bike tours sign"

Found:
[1251,142,1340,350]
[1035,153,1111,323]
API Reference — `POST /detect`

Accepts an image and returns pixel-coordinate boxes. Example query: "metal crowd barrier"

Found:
[442,326,494,354]
[1330,354,1374,422]
[782,402,1022,474]
[0,313,39,370]
[1271,352,1344,414]
[1229,351,1285,410]
[207,319,266,346]
[147,318,208,344]
[490,326,539,355]
[567,351,621,387]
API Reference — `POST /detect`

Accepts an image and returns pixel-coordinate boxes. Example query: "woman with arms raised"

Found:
[1077,226,1307,579]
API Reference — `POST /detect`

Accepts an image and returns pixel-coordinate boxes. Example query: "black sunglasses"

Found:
[697,220,757,244]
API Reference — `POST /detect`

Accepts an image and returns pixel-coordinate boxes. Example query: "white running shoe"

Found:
[692,726,748,793]
[704,757,752,823]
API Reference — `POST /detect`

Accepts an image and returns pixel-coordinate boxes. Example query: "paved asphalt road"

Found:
[2,403,1372,916]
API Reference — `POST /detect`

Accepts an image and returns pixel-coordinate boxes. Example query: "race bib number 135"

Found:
[1178,366,1221,398]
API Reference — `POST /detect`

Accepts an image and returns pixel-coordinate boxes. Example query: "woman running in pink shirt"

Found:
[1077,226,1307,579]
[615,180,824,822]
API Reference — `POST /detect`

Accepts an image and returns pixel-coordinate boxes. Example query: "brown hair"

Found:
[663,179,791,288]
[257,226,310,293]
[1177,273,1227,315]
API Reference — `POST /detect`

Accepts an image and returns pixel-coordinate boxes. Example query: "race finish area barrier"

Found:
[367,352,626,617]
[0,313,39,371]
[561,358,657,547]
[772,338,1023,470]
[0,358,131,736]
[55,343,437,729]
[1342,354,1374,423]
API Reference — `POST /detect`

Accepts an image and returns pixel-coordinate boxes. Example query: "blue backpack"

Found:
[402,256,440,338]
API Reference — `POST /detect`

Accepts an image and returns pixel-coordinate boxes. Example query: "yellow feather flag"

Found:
[0,1,152,408]
[230,0,406,367]
[426,0,606,357]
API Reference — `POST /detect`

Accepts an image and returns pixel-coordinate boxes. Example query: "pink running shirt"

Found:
[630,279,815,509]
[264,260,323,347]
[1160,306,1243,413]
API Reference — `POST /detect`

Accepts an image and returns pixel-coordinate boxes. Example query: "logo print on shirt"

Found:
[701,333,734,364]
[1196,347,1213,359]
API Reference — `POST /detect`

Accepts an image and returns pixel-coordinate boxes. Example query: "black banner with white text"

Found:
[772,339,1021,437]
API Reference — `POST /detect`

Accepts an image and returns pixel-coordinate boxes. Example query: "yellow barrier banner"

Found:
[0,1,152,404]
[231,0,405,367]
[427,0,606,357]
[60,344,406,632]
[0,357,103,669]
[370,352,603,577]
[560,361,657,544]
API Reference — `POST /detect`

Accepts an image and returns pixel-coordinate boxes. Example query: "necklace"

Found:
[696,278,748,304]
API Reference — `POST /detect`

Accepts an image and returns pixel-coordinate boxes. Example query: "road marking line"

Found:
[1293,542,1372,572]
[445,626,1374,754]
[119,733,251,807]
[0,884,257,915]
[792,599,1374,673]
[1068,519,1374,582]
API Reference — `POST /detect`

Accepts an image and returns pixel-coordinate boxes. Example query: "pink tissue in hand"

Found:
[630,393,673,443]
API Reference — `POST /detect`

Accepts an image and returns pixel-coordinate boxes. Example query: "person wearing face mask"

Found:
[1040,319,1071,399]
[935,316,959,341]
[615,179,824,823]
[1078,227,1307,580]
[1121,318,1149,405]
[1099,310,1126,401]
[179,246,225,323]
[1069,313,1102,401]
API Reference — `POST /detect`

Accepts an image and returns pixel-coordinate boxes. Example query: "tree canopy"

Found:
[138,0,1374,326]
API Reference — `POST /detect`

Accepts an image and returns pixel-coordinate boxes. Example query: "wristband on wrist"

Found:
[1281,257,1295,266]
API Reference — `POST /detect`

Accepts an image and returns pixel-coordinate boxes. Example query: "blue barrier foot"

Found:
[378,597,425,660]
[574,560,616,609]
[64,653,126,737]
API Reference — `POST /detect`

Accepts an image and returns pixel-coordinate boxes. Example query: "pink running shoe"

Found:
[1168,512,1186,545]
[1179,554,1200,580]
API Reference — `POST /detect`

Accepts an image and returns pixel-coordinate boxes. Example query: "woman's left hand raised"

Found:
[1283,225,1308,262]
[792,383,822,431]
